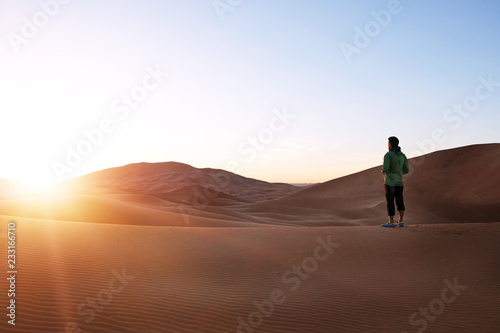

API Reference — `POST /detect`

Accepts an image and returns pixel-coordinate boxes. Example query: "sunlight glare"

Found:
[17,178,61,196]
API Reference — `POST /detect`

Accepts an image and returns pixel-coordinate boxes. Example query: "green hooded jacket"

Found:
[382,148,409,186]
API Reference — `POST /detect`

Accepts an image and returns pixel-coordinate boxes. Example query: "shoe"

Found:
[381,223,398,228]
[398,223,405,227]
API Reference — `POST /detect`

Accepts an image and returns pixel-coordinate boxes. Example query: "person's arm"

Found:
[382,153,390,174]
[403,156,409,175]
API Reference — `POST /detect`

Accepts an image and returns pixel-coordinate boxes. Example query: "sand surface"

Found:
[1,217,499,332]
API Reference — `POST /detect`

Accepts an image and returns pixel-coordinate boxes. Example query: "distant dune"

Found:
[1,144,499,226]
[61,161,300,204]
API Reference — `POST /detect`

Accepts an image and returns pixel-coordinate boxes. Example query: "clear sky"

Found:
[1,0,499,186]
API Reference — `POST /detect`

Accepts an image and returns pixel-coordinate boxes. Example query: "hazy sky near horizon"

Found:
[1,0,499,185]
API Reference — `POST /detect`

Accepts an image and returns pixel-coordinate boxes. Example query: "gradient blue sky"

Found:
[1,0,499,185]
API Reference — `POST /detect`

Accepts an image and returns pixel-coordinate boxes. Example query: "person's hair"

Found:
[388,136,399,147]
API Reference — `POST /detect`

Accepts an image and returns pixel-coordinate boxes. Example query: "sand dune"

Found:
[1,216,499,333]
[61,161,300,203]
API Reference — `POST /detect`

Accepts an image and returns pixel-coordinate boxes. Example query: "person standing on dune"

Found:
[381,136,409,228]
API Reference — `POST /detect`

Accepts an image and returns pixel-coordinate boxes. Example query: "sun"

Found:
[16,178,61,196]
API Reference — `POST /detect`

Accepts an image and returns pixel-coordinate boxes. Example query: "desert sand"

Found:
[1,144,500,332]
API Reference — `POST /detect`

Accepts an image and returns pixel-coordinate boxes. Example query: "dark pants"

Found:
[385,185,405,216]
